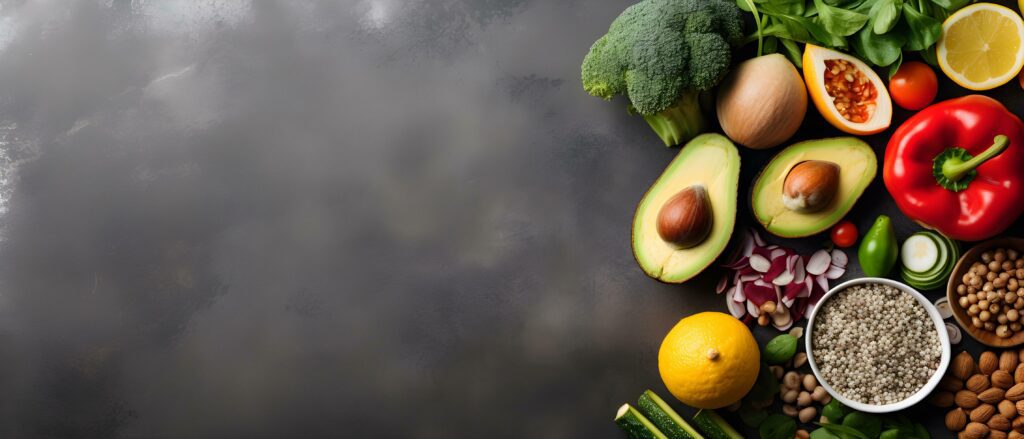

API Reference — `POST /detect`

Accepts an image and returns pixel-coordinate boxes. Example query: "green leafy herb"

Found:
[842,412,882,439]
[764,334,798,364]
[810,429,841,439]
[813,0,869,36]
[815,422,871,439]
[759,414,797,439]
[821,399,847,423]
[870,0,902,34]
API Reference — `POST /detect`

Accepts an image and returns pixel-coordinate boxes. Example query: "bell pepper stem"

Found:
[943,135,1010,182]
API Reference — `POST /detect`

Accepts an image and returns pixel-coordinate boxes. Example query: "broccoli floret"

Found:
[581,0,743,146]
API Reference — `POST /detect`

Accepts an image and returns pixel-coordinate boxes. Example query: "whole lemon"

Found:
[658,312,760,409]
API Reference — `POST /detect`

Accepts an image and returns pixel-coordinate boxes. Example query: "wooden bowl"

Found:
[947,237,1024,347]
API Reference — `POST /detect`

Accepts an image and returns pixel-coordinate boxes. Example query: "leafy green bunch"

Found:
[739,0,974,75]
[757,400,931,439]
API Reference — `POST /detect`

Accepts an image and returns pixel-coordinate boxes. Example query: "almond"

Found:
[958,390,982,409]
[982,388,1008,404]
[993,415,1013,431]
[1017,364,1024,384]
[955,352,978,380]
[995,431,1010,439]
[1011,430,1024,439]
[1001,399,1018,419]
[942,376,967,392]
[1009,384,1024,402]
[1014,415,1024,432]
[966,421,991,439]
[1017,400,1024,417]
[1004,351,1021,372]
[995,370,1016,389]
[969,374,993,393]
[973,404,997,422]
[948,407,969,430]
[1018,346,1024,364]
[983,351,1001,375]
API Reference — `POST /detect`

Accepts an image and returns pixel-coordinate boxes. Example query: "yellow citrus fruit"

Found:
[937,3,1024,90]
[658,312,760,409]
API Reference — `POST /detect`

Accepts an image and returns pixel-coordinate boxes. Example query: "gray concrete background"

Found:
[0,0,1016,437]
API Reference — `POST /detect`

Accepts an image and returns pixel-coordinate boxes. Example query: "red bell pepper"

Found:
[883,95,1024,241]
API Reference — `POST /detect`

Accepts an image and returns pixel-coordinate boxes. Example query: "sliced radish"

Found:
[772,269,794,286]
[824,264,845,280]
[749,254,771,273]
[806,250,831,275]
[830,249,848,268]
[792,256,806,284]
[747,300,760,317]
[716,275,729,294]
[727,297,746,319]
[752,230,766,247]
[733,282,746,301]
[770,248,788,260]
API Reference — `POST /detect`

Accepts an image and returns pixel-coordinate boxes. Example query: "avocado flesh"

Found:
[752,138,876,238]
[633,134,740,283]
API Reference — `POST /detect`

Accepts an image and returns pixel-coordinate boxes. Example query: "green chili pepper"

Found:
[858,215,899,277]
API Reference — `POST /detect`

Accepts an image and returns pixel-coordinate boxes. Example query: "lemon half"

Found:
[938,3,1024,90]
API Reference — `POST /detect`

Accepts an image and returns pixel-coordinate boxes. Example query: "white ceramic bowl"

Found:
[804,277,951,413]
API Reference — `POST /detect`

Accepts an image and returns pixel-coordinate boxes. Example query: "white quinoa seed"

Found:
[811,283,941,405]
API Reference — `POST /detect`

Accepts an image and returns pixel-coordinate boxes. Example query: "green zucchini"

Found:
[616,404,669,439]
[637,390,705,439]
[692,410,743,439]
[900,231,958,291]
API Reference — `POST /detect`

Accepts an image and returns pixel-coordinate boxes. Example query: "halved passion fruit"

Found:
[803,44,892,136]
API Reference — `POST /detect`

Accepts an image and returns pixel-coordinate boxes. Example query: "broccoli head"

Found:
[581,0,743,146]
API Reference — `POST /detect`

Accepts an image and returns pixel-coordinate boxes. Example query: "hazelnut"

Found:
[782,160,839,213]
[656,185,712,248]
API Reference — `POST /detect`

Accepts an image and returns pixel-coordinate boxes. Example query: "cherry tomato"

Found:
[831,220,858,248]
[888,61,938,111]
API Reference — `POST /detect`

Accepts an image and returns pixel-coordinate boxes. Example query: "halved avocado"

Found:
[752,138,876,238]
[633,134,740,283]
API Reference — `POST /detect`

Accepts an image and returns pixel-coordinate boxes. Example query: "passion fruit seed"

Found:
[656,185,713,248]
[823,59,877,123]
[783,161,840,213]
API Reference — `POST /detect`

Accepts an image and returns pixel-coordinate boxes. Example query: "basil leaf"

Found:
[760,0,807,15]
[760,414,797,439]
[813,0,869,36]
[764,334,798,364]
[928,0,953,9]
[850,25,904,66]
[781,38,803,68]
[821,399,847,422]
[870,0,902,34]
[903,3,942,51]
[842,412,883,439]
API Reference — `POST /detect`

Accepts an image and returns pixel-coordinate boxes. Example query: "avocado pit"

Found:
[657,185,713,249]
[783,160,840,213]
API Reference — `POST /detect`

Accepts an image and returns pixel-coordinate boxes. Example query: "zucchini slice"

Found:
[637,390,705,439]
[692,410,743,439]
[616,404,669,439]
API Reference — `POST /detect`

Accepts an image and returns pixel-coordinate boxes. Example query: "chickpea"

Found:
[995,278,1008,289]
[998,314,1009,324]
[958,284,968,295]
[988,271,998,281]
[1012,322,1023,332]
[996,250,1007,262]
[984,251,994,263]
[1001,271,1012,280]
[1010,279,1019,291]
[1007,292,1017,304]
[971,277,983,288]
[969,304,981,315]
[1016,259,1024,269]
[992,304,1002,314]
[1016,298,1024,310]
[1008,309,1020,322]
[1011,249,1020,259]
[988,291,1000,302]
[980,300,991,309]
[1017,268,1024,279]
[984,282,995,292]
[974,316,984,328]
[976,263,989,276]
[997,325,1013,338]
[986,322,997,331]
[1004,261,1015,271]
[965,273,974,283]
[960,296,971,308]
[991,260,1002,272]
[981,310,992,322]
[969,286,978,295]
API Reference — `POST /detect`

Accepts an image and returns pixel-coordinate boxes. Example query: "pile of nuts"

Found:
[930,348,1024,437]
[954,248,1024,339]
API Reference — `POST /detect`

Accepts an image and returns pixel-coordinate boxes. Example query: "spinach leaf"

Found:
[927,0,953,9]
[810,429,842,439]
[759,414,797,439]
[902,3,942,51]
[869,0,902,34]
[815,422,871,439]
[813,0,869,36]
[842,412,882,439]
[888,52,903,80]
[851,25,904,66]
[781,38,803,67]
[879,428,903,439]
[765,13,814,42]
[760,0,808,15]
[821,399,847,423]
[808,17,849,48]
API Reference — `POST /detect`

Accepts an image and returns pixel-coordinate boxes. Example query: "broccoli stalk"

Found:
[581,0,743,147]
[640,90,705,148]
